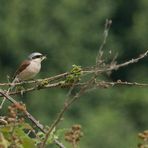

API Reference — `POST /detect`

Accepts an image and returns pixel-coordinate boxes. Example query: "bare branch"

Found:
[54,139,66,148]
[87,49,148,74]
[96,19,112,66]
[0,82,85,97]
[96,80,148,87]
[0,72,68,86]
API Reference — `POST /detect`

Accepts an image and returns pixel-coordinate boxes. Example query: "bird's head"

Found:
[28,52,47,63]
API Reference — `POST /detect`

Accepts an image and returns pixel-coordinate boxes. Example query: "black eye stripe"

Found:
[32,55,42,59]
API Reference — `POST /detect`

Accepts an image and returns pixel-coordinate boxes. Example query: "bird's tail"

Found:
[0,77,19,109]
[8,77,19,92]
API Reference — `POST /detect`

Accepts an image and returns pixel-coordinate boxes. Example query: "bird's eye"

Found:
[32,55,42,59]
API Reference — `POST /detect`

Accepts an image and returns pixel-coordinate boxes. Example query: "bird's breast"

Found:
[27,61,41,73]
[18,61,41,80]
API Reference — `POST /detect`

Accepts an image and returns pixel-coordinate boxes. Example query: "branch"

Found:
[0,72,68,86]
[0,82,85,97]
[95,80,148,88]
[96,19,112,66]
[54,139,66,148]
[40,78,95,147]
[87,49,148,74]
[0,89,45,133]
[6,80,148,97]
[110,50,148,70]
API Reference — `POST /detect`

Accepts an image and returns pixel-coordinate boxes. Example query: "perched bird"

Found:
[0,52,46,109]
[13,52,46,81]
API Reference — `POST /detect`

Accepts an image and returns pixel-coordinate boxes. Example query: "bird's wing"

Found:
[13,60,30,78]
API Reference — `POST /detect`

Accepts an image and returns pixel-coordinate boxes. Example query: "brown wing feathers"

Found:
[13,60,30,78]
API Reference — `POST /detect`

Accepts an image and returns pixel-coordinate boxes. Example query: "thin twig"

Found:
[88,49,148,74]
[96,19,112,66]
[0,82,85,97]
[96,80,148,87]
[54,139,66,148]
[0,72,68,86]
[4,79,148,97]
[0,78,17,109]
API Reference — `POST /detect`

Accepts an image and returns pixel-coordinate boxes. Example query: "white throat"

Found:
[30,58,41,70]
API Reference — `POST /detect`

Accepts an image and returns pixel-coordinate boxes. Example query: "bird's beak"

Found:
[41,55,47,61]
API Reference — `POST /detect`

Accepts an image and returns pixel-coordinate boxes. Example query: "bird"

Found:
[13,52,46,81]
[0,52,46,109]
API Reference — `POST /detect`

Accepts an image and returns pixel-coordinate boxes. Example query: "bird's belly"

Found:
[18,63,41,80]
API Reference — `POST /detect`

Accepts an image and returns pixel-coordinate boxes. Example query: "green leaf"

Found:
[21,137,36,148]
[56,128,68,139]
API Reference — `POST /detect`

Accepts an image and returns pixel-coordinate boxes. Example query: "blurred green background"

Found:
[0,0,148,147]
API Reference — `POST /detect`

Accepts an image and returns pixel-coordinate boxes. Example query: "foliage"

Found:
[138,130,148,148]
[0,104,36,148]
[65,65,82,84]
[0,104,73,148]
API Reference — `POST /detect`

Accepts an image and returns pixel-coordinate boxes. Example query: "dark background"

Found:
[0,0,148,147]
